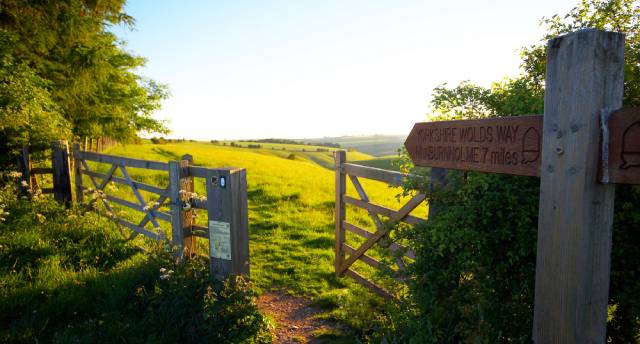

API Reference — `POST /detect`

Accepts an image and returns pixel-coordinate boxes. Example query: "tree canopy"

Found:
[0,0,168,161]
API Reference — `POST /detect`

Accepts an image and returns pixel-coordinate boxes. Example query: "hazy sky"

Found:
[112,0,578,140]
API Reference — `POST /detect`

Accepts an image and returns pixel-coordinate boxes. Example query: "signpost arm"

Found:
[533,29,624,343]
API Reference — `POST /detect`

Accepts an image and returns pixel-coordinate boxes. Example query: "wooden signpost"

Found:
[405,29,640,342]
[405,115,543,176]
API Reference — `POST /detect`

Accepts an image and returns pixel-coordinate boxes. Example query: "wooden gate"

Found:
[72,144,249,278]
[334,151,425,299]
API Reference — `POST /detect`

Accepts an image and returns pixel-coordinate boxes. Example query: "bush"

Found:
[150,137,166,144]
[390,171,640,343]
[0,177,272,343]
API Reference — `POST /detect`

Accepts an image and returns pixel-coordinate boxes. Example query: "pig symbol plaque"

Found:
[603,108,640,184]
[620,122,640,169]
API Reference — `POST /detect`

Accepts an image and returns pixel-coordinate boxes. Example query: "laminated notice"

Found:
[209,220,231,260]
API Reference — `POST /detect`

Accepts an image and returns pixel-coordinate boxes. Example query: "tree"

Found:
[0,0,169,160]
[396,1,640,342]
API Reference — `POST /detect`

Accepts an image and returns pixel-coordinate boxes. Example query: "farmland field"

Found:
[305,135,406,157]
[90,141,427,338]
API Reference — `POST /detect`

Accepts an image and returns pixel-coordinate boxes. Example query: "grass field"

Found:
[305,135,406,157]
[212,141,373,169]
[89,141,426,339]
[352,155,401,171]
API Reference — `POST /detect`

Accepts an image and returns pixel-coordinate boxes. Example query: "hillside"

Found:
[212,141,373,169]
[304,135,406,157]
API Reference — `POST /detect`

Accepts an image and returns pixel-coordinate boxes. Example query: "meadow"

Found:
[92,140,426,339]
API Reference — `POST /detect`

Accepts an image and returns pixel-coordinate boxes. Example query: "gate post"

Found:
[51,140,73,207]
[72,143,83,203]
[206,167,249,280]
[16,146,31,196]
[334,150,346,276]
[169,155,195,259]
[533,29,624,342]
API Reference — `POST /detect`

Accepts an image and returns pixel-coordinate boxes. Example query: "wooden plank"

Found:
[135,195,170,226]
[51,140,73,206]
[601,107,640,184]
[77,150,169,171]
[343,195,426,226]
[344,268,394,300]
[342,243,407,283]
[533,29,624,343]
[335,151,347,276]
[344,221,416,260]
[428,167,448,217]
[116,217,160,241]
[80,169,168,196]
[119,166,161,229]
[405,115,543,176]
[342,163,407,186]
[73,143,83,204]
[349,175,385,230]
[342,243,381,269]
[102,194,170,222]
[169,160,184,257]
[31,167,53,175]
[187,225,209,239]
[207,168,250,279]
[188,166,242,178]
[339,193,425,274]
[187,165,209,178]
[98,164,118,191]
[17,146,31,196]
[79,163,116,215]
[179,155,196,256]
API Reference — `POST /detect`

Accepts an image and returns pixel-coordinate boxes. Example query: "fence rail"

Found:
[334,150,425,299]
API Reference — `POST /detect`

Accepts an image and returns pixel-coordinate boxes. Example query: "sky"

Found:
[111,0,578,140]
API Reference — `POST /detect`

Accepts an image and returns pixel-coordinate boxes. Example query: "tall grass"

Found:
[0,179,272,343]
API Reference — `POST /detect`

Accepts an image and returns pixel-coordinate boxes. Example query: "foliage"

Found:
[391,0,640,342]
[0,175,272,343]
[0,57,70,164]
[0,0,169,158]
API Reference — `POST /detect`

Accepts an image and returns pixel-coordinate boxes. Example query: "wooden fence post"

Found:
[206,167,249,279]
[16,146,31,196]
[334,150,346,276]
[51,140,73,207]
[72,143,83,204]
[427,167,447,218]
[533,29,624,343]
[169,155,195,259]
[180,155,195,256]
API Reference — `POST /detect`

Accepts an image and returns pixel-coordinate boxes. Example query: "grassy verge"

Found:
[0,179,272,343]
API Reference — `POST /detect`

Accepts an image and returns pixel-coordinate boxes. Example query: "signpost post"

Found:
[404,29,640,342]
